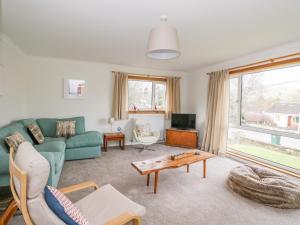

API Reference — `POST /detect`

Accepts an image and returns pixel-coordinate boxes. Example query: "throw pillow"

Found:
[44,186,90,225]
[5,132,26,151]
[28,123,45,144]
[136,124,151,137]
[56,121,76,138]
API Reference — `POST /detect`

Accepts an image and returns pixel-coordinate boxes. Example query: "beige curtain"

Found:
[111,71,128,120]
[202,70,229,155]
[166,77,181,119]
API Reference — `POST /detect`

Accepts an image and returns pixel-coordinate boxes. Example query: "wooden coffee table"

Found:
[131,150,215,194]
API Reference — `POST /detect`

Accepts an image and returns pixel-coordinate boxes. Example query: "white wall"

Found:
[0,35,192,145]
[24,55,190,144]
[188,40,300,145]
[0,34,28,126]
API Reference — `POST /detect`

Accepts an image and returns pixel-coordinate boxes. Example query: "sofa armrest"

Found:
[34,141,66,153]
[39,152,56,176]
[0,154,9,175]
[66,131,102,149]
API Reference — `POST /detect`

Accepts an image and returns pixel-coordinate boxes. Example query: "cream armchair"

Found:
[2,142,145,225]
[133,120,160,152]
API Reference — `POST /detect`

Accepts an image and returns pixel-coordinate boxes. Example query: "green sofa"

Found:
[0,116,102,187]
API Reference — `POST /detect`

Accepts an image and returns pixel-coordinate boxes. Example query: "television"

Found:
[171,113,196,130]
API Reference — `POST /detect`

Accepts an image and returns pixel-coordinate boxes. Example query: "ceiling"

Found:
[2,0,300,71]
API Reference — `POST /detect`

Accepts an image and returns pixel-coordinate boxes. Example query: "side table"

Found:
[103,132,125,152]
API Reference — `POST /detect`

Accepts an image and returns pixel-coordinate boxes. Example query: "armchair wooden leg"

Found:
[0,199,18,225]
[133,217,141,225]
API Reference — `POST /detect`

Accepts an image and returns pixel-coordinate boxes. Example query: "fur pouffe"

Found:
[228,165,300,209]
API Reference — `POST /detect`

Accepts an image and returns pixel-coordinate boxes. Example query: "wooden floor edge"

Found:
[227,151,300,179]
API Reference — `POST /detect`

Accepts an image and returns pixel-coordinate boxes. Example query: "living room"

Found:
[1,1,300,225]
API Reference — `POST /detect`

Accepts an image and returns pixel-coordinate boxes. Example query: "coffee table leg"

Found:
[147,174,150,186]
[154,172,159,194]
[203,160,206,178]
[187,164,189,173]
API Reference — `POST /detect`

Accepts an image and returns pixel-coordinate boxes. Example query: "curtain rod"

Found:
[228,52,300,74]
[111,71,181,79]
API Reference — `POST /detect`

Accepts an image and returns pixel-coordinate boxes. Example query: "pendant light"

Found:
[147,15,180,60]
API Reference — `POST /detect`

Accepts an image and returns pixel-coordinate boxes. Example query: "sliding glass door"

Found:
[228,65,300,171]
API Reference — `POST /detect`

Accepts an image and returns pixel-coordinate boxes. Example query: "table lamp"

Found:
[108,117,115,132]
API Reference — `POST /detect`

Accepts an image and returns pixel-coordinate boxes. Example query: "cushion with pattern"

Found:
[44,185,90,225]
[56,121,76,138]
[28,123,45,144]
[5,132,26,151]
[136,124,151,137]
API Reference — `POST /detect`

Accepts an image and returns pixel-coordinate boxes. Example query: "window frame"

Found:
[230,65,300,140]
[127,75,167,114]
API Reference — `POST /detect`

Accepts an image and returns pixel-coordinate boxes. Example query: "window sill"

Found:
[128,110,165,114]
[227,149,300,178]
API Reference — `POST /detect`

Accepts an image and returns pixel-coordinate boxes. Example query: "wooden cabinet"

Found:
[165,128,198,148]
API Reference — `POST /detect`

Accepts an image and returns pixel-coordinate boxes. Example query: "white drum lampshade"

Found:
[147,16,180,60]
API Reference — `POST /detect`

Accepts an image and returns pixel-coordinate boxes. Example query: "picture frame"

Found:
[64,79,87,99]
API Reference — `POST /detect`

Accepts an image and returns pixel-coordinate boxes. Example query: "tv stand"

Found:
[165,128,198,148]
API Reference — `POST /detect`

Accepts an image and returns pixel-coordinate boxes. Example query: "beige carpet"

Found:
[10,144,300,225]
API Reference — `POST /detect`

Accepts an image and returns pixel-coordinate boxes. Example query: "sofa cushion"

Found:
[34,141,66,153]
[28,124,45,144]
[66,131,102,149]
[51,152,64,174]
[44,137,66,143]
[14,142,50,199]
[5,132,26,151]
[0,122,33,153]
[37,117,85,137]
[56,121,76,138]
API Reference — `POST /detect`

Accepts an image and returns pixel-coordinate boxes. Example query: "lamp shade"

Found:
[108,117,115,124]
[147,17,180,60]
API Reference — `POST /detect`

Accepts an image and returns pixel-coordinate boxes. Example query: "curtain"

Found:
[166,77,181,119]
[202,70,229,155]
[111,71,128,120]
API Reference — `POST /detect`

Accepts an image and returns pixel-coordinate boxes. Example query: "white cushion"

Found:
[14,142,50,199]
[138,136,158,144]
[135,124,151,137]
[75,184,146,224]
[27,193,65,225]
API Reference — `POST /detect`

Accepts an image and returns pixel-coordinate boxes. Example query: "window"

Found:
[228,65,300,171]
[128,78,166,112]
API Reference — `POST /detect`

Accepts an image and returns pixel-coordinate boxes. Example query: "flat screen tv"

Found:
[171,113,196,130]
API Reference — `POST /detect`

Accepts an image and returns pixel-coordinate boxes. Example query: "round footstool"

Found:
[228,165,300,208]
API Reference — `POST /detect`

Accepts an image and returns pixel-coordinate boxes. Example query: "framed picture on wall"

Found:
[64,79,87,99]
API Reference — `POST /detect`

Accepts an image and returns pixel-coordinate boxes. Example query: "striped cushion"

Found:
[45,186,90,225]
[28,123,45,144]
[56,121,76,138]
[5,132,26,151]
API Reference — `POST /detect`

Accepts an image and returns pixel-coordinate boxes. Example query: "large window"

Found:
[128,78,166,111]
[228,65,300,171]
